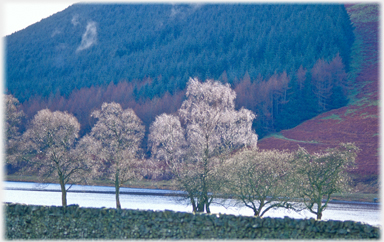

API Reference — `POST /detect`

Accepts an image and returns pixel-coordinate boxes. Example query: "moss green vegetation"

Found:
[321,114,342,121]
[352,96,378,107]
[263,133,318,144]
[370,100,379,106]
[347,31,364,93]
[344,108,358,116]
[331,192,379,203]
[348,4,379,23]
[359,113,378,119]
[346,3,378,106]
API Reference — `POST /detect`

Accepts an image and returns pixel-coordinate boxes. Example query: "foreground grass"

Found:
[6,175,378,203]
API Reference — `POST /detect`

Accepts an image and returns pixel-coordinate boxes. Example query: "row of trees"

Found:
[9,101,147,209]
[18,78,186,139]
[234,53,349,136]
[222,144,358,220]
[5,78,359,220]
[15,52,350,148]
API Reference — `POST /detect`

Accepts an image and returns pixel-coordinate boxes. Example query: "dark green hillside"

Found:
[6,4,353,103]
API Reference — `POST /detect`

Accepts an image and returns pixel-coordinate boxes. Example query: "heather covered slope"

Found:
[258,4,379,190]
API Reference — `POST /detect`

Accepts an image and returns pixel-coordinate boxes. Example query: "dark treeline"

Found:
[19,80,186,153]
[7,4,353,103]
[235,53,349,137]
[19,52,349,145]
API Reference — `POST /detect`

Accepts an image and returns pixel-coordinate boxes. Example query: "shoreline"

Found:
[5,179,380,206]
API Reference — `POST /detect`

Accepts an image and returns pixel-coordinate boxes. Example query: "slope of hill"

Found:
[258,4,379,191]
[6,4,375,186]
[6,4,356,142]
[6,4,353,102]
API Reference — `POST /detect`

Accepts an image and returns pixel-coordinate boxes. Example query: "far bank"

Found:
[5,175,380,205]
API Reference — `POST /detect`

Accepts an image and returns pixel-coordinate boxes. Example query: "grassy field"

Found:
[6,175,379,204]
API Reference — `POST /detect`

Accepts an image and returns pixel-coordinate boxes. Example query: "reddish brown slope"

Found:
[258,4,379,180]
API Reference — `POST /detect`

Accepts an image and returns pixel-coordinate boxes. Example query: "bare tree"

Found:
[294,143,359,220]
[223,148,301,217]
[5,94,24,164]
[149,78,258,213]
[87,102,145,209]
[296,65,307,91]
[21,109,88,207]
[311,58,333,111]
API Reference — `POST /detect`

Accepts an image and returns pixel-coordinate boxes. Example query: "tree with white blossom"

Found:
[149,113,186,179]
[149,78,258,213]
[5,94,24,164]
[85,102,145,209]
[21,109,88,207]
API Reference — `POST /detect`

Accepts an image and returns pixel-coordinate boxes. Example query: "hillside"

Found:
[6,4,353,103]
[258,4,379,191]
[5,3,376,186]
[6,4,355,140]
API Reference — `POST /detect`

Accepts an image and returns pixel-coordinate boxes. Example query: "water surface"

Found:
[3,181,380,227]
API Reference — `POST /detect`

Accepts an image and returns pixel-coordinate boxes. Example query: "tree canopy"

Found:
[294,143,359,220]
[84,102,146,209]
[20,109,87,207]
[149,78,258,213]
[5,94,24,164]
[223,148,301,217]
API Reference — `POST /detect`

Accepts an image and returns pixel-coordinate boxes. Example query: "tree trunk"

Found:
[316,193,322,220]
[205,201,211,214]
[115,172,121,210]
[59,175,67,207]
[201,143,210,214]
[190,196,197,213]
[197,198,205,212]
[204,193,211,214]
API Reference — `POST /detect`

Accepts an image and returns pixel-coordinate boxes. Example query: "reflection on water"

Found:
[3,181,381,227]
